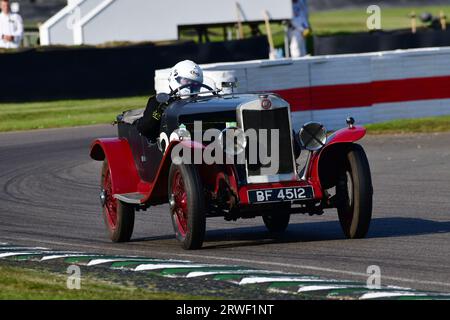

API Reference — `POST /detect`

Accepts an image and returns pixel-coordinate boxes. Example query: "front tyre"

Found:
[168,163,206,250]
[336,144,373,239]
[101,160,135,242]
[262,203,291,233]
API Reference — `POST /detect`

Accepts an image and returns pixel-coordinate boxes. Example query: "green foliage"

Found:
[310,5,450,34]
[0,264,209,300]
[0,96,147,132]
[179,5,450,48]
[1,97,450,134]
[366,116,450,134]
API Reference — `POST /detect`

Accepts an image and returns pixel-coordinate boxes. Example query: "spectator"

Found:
[420,13,442,30]
[0,0,23,49]
[289,0,310,57]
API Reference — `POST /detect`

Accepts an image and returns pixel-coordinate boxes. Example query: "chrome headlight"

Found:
[218,127,247,156]
[171,126,191,141]
[299,122,327,151]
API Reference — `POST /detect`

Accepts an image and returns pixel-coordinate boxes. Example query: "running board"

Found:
[114,193,146,204]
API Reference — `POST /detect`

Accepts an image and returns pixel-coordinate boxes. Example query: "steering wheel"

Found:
[171,83,218,97]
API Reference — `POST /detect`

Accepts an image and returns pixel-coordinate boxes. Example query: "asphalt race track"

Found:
[0,125,449,293]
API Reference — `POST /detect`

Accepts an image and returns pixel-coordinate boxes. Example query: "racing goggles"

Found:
[176,77,202,93]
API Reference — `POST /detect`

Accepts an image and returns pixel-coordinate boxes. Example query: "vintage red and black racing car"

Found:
[90,83,373,250]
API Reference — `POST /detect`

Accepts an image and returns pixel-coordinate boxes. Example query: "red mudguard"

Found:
[90,126,366,207]
[90,138,148,196]
[307,126,367,185]
[90,138,222,206]
[325,126,366,147]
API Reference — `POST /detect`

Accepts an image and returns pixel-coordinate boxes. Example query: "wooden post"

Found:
[440,10,447,30]
[283,22,290,58]
[410,11,417,34]
[236,2,244,40]
[263,10,276,59]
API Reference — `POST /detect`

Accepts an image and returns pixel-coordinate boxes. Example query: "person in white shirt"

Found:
[289,0,310,58]
[0,0,23,49]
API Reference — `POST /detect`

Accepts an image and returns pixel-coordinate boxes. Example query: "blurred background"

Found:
[1,0,450,131]
[16,0,450,49]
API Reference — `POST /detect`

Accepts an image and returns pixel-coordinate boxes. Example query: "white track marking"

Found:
[175,253,450,289]
[0,247,48,251]
[134,264,214,271]
[186,270,284,278]
[239,276,325,285]
[0,252,40,258]
[40,254,92,261]
[298,285,353,293]
[88,258,145,266]
[87,258,187,266]
[5,236,450,289]
[0,251,84,260]
[359,292,425,299]
[268,288,297,295]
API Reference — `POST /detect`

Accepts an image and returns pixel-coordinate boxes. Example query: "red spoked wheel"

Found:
[100,160,135,243]
[102,164,118,229]
[168,163,206,250]
[171,170,189,237]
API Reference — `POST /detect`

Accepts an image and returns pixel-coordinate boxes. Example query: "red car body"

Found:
[90,92,372,249]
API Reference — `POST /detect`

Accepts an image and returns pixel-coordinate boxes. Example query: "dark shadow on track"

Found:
[130,235,175,242]
[367,217,450,237]
[199,217,450,249]
[127,218,450,249]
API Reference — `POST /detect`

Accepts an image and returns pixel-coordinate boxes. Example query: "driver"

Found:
[136,60,204,142]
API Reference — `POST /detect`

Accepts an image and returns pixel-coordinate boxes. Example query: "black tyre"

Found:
[336,144,373,239]
[262,203,291,233]
[101,160,135,242]
[168,163,206,250]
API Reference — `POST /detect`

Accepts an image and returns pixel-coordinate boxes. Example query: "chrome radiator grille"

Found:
[241,108,295,180]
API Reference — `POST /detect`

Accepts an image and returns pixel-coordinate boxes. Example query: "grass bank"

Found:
[0,264,208,300]
[0,96,147,132]
[365,115,450,134]
[310,5,450,34]
[179,6,450,48]
[1,97,450,134]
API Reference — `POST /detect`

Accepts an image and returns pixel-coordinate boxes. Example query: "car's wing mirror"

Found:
[221,80,238,94]
[156,93,171,104]
[221,81,238,89]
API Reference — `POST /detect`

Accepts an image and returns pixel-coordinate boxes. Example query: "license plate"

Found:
[248,186,314,204]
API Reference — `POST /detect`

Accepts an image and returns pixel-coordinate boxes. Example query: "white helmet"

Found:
[168,60,204,96]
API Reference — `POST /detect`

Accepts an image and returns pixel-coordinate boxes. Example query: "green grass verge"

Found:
[179,5,450,49]
[1,97,450,134]
[21,5,450,52]
[310,5,450,34]
[0,96,147,132]
[0,264,209,300]
[366,115,450,134]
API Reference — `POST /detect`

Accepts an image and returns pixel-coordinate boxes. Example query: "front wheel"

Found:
[336,144,373,239]
[168,163,206,250]
[262,203,291,233]
[100,160,135,242]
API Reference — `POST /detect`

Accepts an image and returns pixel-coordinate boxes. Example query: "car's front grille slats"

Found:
[241,108,294,178]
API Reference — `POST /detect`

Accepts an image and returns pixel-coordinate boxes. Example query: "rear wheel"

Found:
[100,160,135,242]
[168,163,206,250]
[336,144,373,239]
[262,203,291,233]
